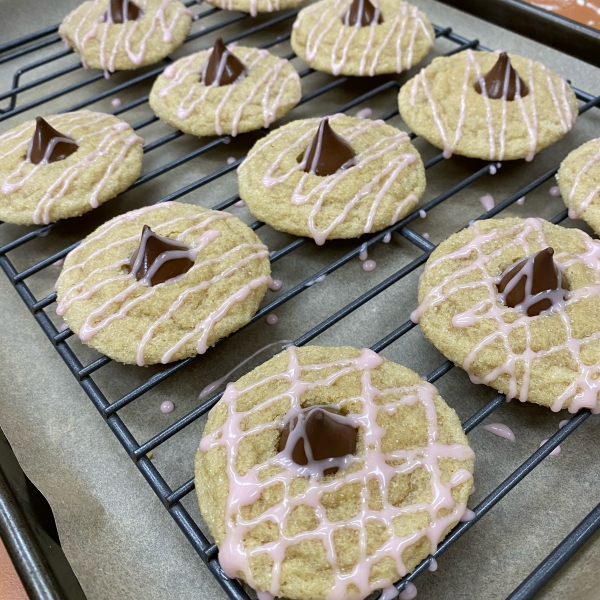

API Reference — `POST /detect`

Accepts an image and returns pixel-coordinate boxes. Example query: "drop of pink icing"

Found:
[482,422,515,442]
[549,186,561,197]
[266,314,278,325]
[160,400,174,414]
[423,232,430,240]
[362,260,376,272]
[234,200,245,207]
[359,243,368,261]
[460,508,476,522]
[356,107,373,119]
[516,196,526,205]
[53,258,65,266]
[540,439,561,455]
[227,157,236,165]
[489,165,497,175]
[428,557,438,572]
[559,419,570,429]
[59,323,69,332]
[269,279,282,291]
[419,209,426,218]
[399,582,418,600]
[111,98,122,107]
[383,233,392,243]
[379,587,399,600]
[479,194,495,211]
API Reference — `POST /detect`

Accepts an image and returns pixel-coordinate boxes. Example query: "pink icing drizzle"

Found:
[482,423,515,442]
[199,347,474,599]
[479,194,495,212]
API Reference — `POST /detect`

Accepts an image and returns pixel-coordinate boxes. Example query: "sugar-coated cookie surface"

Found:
[238,115,426,244]
[203,0,305,16]
[149,46,302,137]
[291,0,434,77]
[59,0,192,72]
[558,138,600,235]
[195,345,474,600]
[414,218,600,413]
[56,202,271,365]
[0,110,143,226]
[398,50,578,161]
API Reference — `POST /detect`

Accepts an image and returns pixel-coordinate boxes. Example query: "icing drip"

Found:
[61,0,192,72]
[399,582,418,600]
[199,347,474,599]
[479,194,495,212]
[566,139,600,219]
[160,400,174,413]
[412,218,600,412]
[202,38,248,86]
[27,117,78,165]
[428,557,437,572]
[482,423,515,442]
[253,116,418,244]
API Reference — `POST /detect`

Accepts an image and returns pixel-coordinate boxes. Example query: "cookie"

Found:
[203,0,305,17]
[56,202,272,365]
[290,0,434,77]
[557,138,600,235]
[195,345,474,600]
[149,39,302,138]
[398,50,578,161]
[59,0,193,73]
[238,115,426,244]
[413,217,600,413]
[0,110,143,226]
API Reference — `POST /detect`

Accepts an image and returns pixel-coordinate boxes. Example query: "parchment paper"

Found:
[2,1,600,599]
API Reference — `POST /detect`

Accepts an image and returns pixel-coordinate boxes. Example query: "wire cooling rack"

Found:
[1,2,600,599]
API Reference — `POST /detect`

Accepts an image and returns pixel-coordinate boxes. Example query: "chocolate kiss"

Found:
[474,52,529,101]
[343,0,382,26]
[28,117,78,165]
[302,118,357,177]
[129,225,194,286]
[497,248,567,317]
[103,0,142,23]
[278,406,358,476]
[203,38,248,87]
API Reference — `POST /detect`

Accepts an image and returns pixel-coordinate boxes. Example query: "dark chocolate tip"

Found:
[497,247,567,317]
[301,118,357,177]
[103,0,143,23]
[28,117,78,165]
[278,406,358,475]
[202,37,248,87]
[474,52,529,101]
[343,0,382,27]
[129,225,194,286]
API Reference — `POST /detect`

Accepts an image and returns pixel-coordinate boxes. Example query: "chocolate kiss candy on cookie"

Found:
[302,118,357,176]
[474,52,529,101]
[497,247,567,316]
[103,0,142,23]
[203,38,248,86]
[343,0,383,27]
[27,117,78,165]
[129,225,194,286]
[279,406,358,475]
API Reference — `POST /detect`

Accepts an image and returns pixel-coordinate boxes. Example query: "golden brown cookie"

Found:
[203,0,305,16]
[398,50,578,161]
[414,217,600,413]
[0,110,143,226]
[59,0,193,72]
[149,44,302,137]
[290,0,434,77]
[195,345,474,600]
[238,115,426,244]
[56,202,272,365]
[557,138,600,235]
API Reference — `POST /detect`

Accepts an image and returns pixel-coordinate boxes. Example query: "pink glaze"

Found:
[234,200,245,207]
[479,194,495,211]
[359,243,368,261]
[460,508,476,522]
[383,233,392,243]
[199,347,474,599]
[362,259,377,272]
[306,274,326,286]
[227,157,236,165]
[419,209,426,218]
[517,196,526,205]
[111,97,122,107]
[428,557,438,572]
[269,279,282,291]
[422,232,430,240]
[356,107,373,119]
[399,582,418,600]
[540,439,561,455]
[566,140,600,218]
[411,218,600,413]
[489,165,497,175]
[160,400,174,414]
[59,323,69,332]
[549,185,561,197]
[380,587,399,600]
[559,419,570,428]
[483,423,516,442]
[266,313,278,325]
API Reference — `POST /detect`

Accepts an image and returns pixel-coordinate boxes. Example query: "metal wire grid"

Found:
[1,4,600,599]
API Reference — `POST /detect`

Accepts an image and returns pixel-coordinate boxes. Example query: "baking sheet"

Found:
[2,1,600,599]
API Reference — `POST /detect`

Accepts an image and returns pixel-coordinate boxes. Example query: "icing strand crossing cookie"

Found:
[238,115,426,244]
[557,138,600,235]
[56,202,272,365]
[291,0,434,77]
[203,0,306,16]
[195,345,474,600]
[149,42,302,137]
[0,110,143,225]
[413,217,600,413]
[59,0,193,72]
[398,50,578,161]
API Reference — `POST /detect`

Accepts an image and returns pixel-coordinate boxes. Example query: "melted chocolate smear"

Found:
[497,247,568,316]
[343,0,382,26]
[28,117,78,165]
[203,37,248,87]
[278,406,358,476]
[474,52,529,101]
[103,0,142,23]
[301,118,357,177]
[129,225,194,286]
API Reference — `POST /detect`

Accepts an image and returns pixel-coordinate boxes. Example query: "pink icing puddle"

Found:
[160,400,174,414]
[482,423,515,442]
[540,439,561,455]
[111,98,122,108]
[383,233,392,243]
[359,243,368,261]
[227,157,236,165]
[423,232,430,240]
[559,419,570,429]
[428,557,438,572]
[550,186,561,197]
[460,508,476,522]
[356,107,373,119]
[419,209,426,218]
[479,194,495,211]
[59,322,69,332]
[266,314,278,325]
[362,260,377,272]
[269,279,282,291]
[306,274,326,286]
[517,196,526,205]
[399,582,418,600]
[489,165,497,175]
[234,200,245,207]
